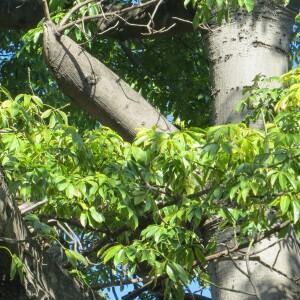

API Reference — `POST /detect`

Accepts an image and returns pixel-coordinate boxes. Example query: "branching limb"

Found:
[58,0,158,32]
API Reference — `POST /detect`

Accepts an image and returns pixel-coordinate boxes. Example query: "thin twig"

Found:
[238,237,284,257]
[0,237,27,244]
[251,256,300,285]
[245,239,261,300]
[146,0,163,33]
[93,276,148,290]
[0,130,17,134]
[60,0,100,27]
[98,21,120,35]
[204,220,291,262]
[122,278,155,300]
[225,244,250,278]
[58,0,158,32]
[202,277,257,297]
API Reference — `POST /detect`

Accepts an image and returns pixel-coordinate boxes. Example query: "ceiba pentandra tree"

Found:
[0,0,299,299]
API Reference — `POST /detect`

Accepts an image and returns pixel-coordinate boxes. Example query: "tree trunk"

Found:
[205,1,300,299]
[206,0,295,124]
[0,170,103,300]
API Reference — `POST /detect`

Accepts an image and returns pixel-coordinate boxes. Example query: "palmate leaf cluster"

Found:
[0,63,299,298]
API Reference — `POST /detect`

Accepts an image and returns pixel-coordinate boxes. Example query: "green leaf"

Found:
[238,0,244,7]
[292,201,300,224]
[49,114,56,128]
[131,146,147,163]
[103,245,123,264]
[65,249,88,267]
[10,255,17,280]
[89,207,105,224]
[184,0,191,8]
[66,184,75,198]
[58,110,68,125]
[278,173,287,189]
[10,255,24,281]
[80,212,88,228]
[280,196,290,215]
[216,0,224,8]
[244,0,255,11]
[41,109,52,119]
[166,264,176,282]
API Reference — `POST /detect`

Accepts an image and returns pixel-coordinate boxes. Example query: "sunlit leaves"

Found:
[10,254,25,282]
[0,63,300,296]
[65,249,88,267]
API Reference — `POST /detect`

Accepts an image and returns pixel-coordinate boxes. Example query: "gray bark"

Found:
[43,22,177,141]
[208,231,300,300]
[205,1,296,124]
[0,170,103,300]
[96,0,194,39]
[205,1,300,299]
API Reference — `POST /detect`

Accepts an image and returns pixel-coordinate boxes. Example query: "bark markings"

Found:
[206,2,295,124]
[205,2,300,299]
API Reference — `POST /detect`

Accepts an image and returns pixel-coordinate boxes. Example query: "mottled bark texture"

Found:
[206,1,297,124]
[205,1,300,299]
[43,22,177,141]
[0,170,103,300]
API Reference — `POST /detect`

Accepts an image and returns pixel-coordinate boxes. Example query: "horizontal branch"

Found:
[58,0,159,32]
[204,220,291,262]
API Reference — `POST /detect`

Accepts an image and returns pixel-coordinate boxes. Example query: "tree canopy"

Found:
[0,0,299,299]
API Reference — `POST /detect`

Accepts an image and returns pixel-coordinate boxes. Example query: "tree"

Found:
[0,0,299,299]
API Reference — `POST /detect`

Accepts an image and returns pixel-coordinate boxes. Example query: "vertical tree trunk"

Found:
[0,170,103,300]
[207,0,294,124]
[205,1,300,299]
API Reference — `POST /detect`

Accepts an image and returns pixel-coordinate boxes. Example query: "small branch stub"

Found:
[42,0,51,21]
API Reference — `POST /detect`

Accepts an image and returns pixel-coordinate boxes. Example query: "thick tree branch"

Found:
[43,21,177,140]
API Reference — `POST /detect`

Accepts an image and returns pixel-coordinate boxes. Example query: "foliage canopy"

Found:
[0,0,299,299]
